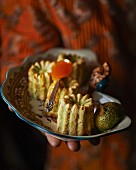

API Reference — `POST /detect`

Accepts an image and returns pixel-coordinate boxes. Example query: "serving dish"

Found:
[1,48,131,141]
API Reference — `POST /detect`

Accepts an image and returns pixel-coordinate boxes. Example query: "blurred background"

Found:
[0,0,136,169]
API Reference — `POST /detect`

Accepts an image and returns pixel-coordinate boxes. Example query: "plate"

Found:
[1,48,131,141]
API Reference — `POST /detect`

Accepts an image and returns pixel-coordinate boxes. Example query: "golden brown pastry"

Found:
[57,93,94,136]
[28,60,55,100]
[44,78,79,117]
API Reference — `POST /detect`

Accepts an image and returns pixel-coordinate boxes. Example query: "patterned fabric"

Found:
[0,0,132,87]
[1,0,136,169]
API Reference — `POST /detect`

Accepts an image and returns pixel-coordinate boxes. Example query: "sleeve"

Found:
[0,0,61,84]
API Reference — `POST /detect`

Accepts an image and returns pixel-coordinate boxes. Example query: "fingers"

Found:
[89,137,100,146]
[45,133,61,147]
[8,105,13,112]
[42,132,80,151]
[66,141,81,152]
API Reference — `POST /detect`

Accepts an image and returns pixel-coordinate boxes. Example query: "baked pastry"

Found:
[28,60,55,100]
[27,53,119,137]
[44,78,79,117]
[57,93,94,136]
[57,53,86,85]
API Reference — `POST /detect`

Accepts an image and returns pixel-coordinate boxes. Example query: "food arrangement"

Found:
[28,53,124,136]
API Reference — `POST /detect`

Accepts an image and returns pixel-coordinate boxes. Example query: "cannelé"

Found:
[28,60,55,100]
[57,94,94,136]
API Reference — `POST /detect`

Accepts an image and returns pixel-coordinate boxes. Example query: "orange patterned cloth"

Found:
[0,0,135,169]
[0,0,131,87]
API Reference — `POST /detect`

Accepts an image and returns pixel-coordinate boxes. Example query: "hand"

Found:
[41,131,100,152]
[8,105,100,152]
[43,132,81,152]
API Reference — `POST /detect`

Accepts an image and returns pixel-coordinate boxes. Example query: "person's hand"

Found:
[39,130,100,152]
[8,105,100,152]
[42,132,81,152]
